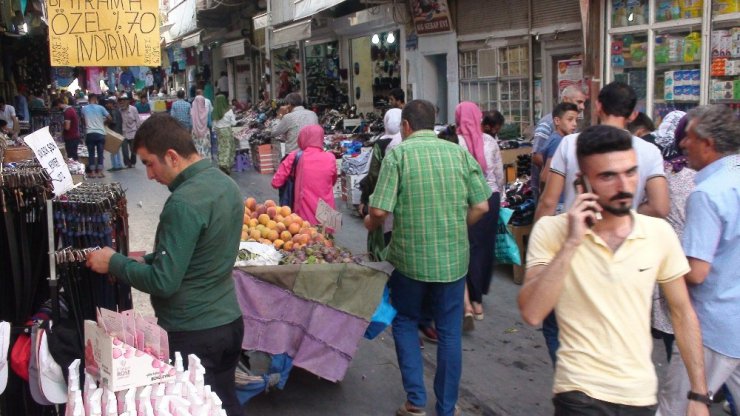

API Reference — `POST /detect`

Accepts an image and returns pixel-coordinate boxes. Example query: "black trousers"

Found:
[466,192,501,303]
[553,391,656,416]
[64,138,80,160]
[168,318,244,416]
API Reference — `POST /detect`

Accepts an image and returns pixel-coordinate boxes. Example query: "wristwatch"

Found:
[687,391,713,406]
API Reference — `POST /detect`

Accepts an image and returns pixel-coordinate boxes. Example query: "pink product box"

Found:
[84,320,175,392]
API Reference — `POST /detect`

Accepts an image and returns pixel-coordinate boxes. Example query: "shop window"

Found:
[611,0,649,27]
[611,33,649,112]
[273,45,301,99]
[304,41,342,112]
[709,5,739,110]
[458,45,530,135]
[653,28,701,123]
[350,30,401,114]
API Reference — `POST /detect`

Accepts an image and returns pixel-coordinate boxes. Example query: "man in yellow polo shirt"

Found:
[518,125,709,415]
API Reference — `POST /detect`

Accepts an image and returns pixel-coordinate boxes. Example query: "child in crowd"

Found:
[540,102,579,190]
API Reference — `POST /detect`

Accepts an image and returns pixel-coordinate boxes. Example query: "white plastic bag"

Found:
[234,242,283,267]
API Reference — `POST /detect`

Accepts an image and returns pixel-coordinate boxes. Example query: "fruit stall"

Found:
[232,198,392,404]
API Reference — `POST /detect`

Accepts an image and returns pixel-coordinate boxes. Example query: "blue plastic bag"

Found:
[495,207,521,265]
[364,285,396,339]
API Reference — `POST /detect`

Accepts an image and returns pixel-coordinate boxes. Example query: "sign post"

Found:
[46,0,161,67]
[315,199,342,233]
[23,127,75,196]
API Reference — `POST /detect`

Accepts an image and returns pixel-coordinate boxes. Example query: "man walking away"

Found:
[81,94,112,178]
[53,98,81,160]
[365,100,490,416]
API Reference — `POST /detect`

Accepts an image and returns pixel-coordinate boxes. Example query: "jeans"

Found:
[168,318,244,416]
[543,311,559,366]
[553,391,656,416]
[110,151,124,169]
[64,138,80,160]
[389,269,465,416]
[85,133,105,172]
[121,139,136,166]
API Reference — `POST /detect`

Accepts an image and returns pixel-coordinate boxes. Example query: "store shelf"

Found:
[712,12,740,25]
[654,99,700,104]
[651,18,702,33]
[654,61,700,70]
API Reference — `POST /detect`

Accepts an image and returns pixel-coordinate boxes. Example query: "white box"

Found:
[84,321,175,392]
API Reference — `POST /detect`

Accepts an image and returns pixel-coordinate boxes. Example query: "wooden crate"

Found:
[509,224,533,285]
[251,144,274,174]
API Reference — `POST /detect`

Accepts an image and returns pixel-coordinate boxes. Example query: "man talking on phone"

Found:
[518,125,708,416]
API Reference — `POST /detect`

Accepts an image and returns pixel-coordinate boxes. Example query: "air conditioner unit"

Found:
[477,48,498,78]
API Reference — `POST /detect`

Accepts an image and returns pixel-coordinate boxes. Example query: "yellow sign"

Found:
[46,0,161,67]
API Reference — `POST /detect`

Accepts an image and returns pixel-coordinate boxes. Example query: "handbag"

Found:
[494,207,522,265]
[278,151,302,208]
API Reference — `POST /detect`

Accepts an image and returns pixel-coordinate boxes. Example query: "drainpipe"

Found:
[527,0,534,127]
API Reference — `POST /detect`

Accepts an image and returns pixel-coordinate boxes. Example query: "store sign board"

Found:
[410,0,452,35]
[222,40,246,59]
[294,0,346,21]
[23,127,74,196]
[253,13,268,30]
[557,59,584,97]
[46,0,161,66]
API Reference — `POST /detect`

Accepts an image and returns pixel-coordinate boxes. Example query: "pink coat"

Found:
[272,125,337,225]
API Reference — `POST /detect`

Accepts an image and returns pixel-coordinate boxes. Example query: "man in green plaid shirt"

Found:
[365,100,490,416]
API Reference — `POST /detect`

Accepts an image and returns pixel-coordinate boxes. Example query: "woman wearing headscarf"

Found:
[212,95,238,174]
[359,108,403,260]
[190,95,211,160]
[650,111,696,362]
[272,125,337,225]
[456,102,505,330]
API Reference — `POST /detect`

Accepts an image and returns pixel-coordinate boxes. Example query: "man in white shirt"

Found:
[271,93,318,154]
[533,81,669,366]
[217,72,229,99]
[0,96,20,138]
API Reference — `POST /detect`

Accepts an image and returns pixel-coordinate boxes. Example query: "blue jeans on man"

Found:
[389,269,465,416]
[543,311,559,365]
[85,133,105,173]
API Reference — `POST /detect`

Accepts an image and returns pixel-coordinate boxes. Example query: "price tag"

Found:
[315,199,342,232]
[23,127,74,196]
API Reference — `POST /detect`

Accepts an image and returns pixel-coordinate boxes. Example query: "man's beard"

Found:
[602,192,633,216]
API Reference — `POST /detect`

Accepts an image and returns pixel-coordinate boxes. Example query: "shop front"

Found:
[605,0,739,125]
[221,39,260,105]
[270,20,311,99]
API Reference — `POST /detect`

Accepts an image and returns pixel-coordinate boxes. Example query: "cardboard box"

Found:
[509,224,533,285]
[104,128,124,154]
[84,320,174,392]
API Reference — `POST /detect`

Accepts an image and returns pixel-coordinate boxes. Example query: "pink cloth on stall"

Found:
[272,125,337,225]
[455,101,488,172]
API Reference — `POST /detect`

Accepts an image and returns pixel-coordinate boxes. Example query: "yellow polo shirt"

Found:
[527,212,690,406]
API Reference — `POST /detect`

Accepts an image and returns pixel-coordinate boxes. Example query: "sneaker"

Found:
[419,326,438,343]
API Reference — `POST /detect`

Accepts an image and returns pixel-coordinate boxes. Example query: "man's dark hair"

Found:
[482,110,505,128]
[576,125,633,165]
[51,98,64,108]
[0,119,7,128]
[176,90,185,99]
[552,102,579,120]
[285,92,303,107]
[133,113,197,159]
[389,88,405,103]
[88,94,98,102]
[597,81,637,118]
[402,100,436,132]
[627,112,655,135]
[0,96,6,104]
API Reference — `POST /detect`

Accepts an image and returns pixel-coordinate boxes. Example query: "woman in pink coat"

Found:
[272,124,337,225]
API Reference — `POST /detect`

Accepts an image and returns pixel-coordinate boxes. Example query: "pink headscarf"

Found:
[298,125,325,150]
[455,101,487,172]
[190,96,209,137]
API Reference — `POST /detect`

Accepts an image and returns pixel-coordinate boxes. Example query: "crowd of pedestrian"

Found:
[69,77,738,416]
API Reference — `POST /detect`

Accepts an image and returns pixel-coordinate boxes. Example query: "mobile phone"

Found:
[573,176,603,227]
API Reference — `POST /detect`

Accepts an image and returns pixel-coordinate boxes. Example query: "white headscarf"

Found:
[653,110,686,150]
[382,108,403,150]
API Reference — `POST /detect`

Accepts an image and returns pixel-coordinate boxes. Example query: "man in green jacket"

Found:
[86,113,244,416]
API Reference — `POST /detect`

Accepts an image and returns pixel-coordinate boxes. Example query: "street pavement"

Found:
[96,159,723,416]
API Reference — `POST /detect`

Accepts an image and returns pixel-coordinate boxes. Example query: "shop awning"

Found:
[222,39,246,59]
[271,20,311,48]
[180,30,203,48]
[253,13,268,30]
[293,0,346,20]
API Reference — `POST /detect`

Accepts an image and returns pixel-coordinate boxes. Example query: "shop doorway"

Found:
[542,45,582,112]
[425,53,448,124]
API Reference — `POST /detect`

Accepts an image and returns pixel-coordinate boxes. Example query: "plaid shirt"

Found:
[370,130,491,282]
[170,99,192,131]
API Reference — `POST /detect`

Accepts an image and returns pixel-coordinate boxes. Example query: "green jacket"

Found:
[110,160,243,332]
